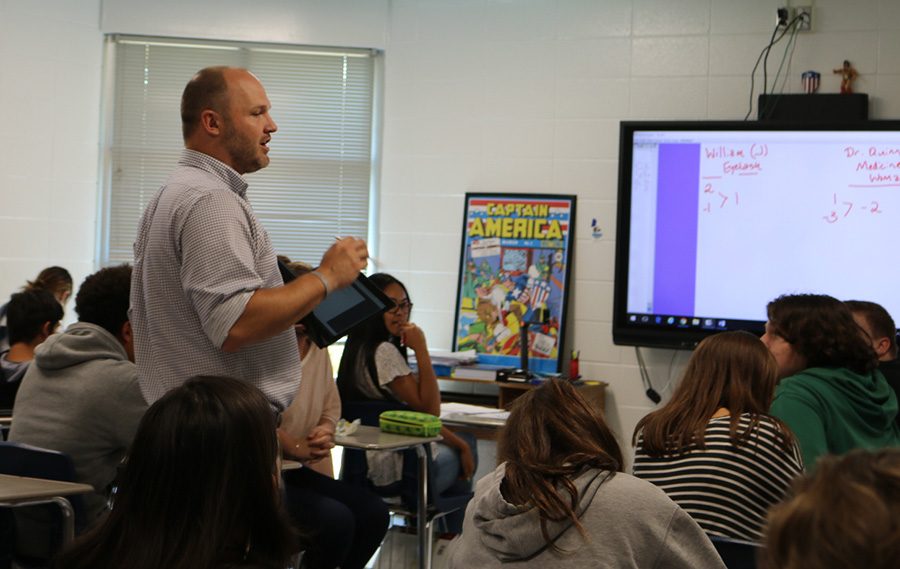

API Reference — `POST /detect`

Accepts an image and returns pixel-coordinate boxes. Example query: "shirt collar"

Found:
[178,148,249,199]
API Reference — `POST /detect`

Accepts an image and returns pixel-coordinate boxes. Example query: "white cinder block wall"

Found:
[0,0,103,320]
[3,0,900,461]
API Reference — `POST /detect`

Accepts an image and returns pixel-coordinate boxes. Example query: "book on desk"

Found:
[450,364,506,381]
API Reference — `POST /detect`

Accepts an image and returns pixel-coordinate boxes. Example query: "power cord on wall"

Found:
[634,346,662,404]
[759,17,801,120]
[743,13,804,120]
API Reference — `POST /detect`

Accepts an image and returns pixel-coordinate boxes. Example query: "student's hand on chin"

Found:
[401,323,426,351]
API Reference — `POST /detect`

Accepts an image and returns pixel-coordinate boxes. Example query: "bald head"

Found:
[181,66,232,141]
[179,67,277,174]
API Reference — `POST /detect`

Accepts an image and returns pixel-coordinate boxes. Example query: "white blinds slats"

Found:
[104,36,375,267]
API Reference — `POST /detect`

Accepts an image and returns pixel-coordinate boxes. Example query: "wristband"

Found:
[311,270,331,297]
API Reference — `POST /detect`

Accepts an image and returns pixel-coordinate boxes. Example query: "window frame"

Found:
[96,34,382,269]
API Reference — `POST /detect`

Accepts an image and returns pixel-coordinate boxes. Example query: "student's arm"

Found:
[222,238,368,352]
[440,426,476,480]
[319,353,342,427]
[383,327,476,480]
[303,348,339,462]
[178,193,368,352]
[386,323,440,416]
[111,366,150,449]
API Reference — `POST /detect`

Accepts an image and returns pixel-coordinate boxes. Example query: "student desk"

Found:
[334,425,441,569]
[0,474,93,543]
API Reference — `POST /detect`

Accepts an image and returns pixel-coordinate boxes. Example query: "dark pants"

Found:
[283,467,390,569]
[431,432,478,534]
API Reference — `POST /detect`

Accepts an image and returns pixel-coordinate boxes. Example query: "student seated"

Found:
[632,331,803,542]
[336,273,476,522]
[9,265,147,522]
[447,379,725,569]
[0,289,63,409]
[763,448,900,569]
[762,294,900,468]
[54,376,299,569]
[846,299,900,426]
[277,259,389,569]
[0,266,72,353]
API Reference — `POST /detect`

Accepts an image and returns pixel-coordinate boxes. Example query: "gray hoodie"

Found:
[448,463,725,569]
[9,322,148,520]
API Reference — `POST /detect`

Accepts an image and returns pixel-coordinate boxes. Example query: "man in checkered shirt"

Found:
[131,66,367,412]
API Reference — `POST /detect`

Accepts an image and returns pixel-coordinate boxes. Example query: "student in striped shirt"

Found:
[633,331,803,542]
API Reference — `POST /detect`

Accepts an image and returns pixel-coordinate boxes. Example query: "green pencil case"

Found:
[379,410,442,437]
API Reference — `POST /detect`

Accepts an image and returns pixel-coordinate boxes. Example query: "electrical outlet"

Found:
[796,6,812,31]
[776,7,793,28]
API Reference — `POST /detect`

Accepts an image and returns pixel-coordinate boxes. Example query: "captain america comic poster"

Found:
[453,193,576,374]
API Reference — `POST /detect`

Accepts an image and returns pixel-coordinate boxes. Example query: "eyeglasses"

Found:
[387,300,413,315]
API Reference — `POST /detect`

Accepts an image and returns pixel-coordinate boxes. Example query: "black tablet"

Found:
[278,261,393,348]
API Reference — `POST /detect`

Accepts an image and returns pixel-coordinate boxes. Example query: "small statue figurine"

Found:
[833,60,858,94]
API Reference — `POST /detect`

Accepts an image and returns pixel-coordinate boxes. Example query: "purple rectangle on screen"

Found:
[653,144,700,315]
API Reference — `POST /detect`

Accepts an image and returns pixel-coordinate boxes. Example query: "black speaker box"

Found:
[757,93,868,122]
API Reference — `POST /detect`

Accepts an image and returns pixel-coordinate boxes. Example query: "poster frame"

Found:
[451,192,577,375]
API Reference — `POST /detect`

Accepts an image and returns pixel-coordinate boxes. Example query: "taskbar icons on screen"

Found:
[627,313,728,330]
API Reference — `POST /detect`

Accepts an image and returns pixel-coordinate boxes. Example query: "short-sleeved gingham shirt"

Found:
[131,149,301,411]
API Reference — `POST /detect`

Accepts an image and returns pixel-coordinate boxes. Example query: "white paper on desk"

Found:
[440,402,510,421]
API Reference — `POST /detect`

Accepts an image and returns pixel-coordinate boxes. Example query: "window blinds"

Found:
[102,35,376,267]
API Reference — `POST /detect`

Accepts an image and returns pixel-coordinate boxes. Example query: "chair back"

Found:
[709,535,760,569]
[0,442,87,567]
[0,442,79,484]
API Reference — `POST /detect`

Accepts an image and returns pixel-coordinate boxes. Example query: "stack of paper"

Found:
[440,402,510,421]
[410,349,477,366]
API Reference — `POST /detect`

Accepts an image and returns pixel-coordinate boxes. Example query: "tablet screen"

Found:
[312,280,389,337]
[278,261,392,347]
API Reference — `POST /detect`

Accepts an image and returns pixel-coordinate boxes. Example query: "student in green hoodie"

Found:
[762,294,900,469]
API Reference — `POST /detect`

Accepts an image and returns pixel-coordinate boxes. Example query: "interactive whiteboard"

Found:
[613,121,900,348]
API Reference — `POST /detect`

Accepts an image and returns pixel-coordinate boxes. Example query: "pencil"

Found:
[334,236,379,266]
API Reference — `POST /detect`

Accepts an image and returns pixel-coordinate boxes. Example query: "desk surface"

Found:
[0,474,93,503]
[335,425,441,451]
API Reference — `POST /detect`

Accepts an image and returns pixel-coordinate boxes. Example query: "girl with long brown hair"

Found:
[632,331,803,542]
[54,376,299,569]
[448,379,724,568]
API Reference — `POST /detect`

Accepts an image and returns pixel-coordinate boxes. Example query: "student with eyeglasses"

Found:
[337,273,477,532]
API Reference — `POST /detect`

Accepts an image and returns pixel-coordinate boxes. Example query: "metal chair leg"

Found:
[49,496,76,546]
[415,445,429,569]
